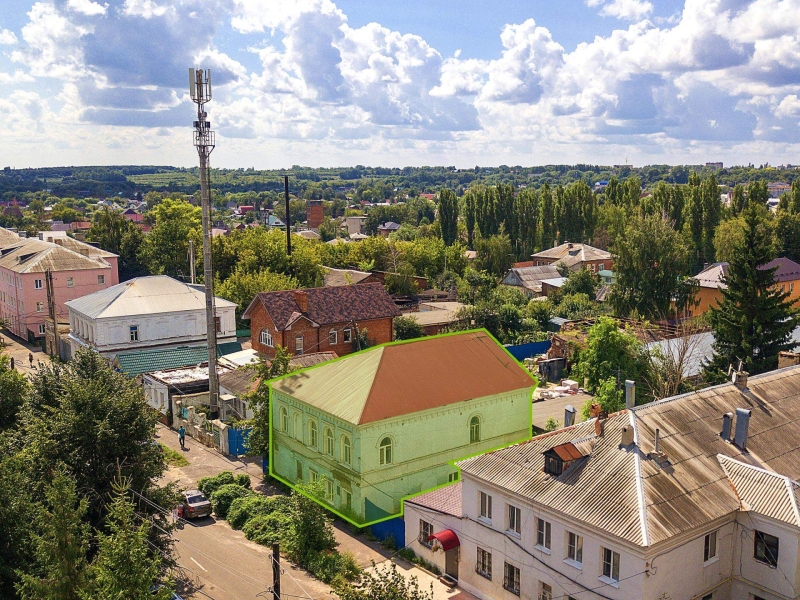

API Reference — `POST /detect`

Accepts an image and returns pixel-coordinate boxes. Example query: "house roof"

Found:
[66,275,237,319]
[0,227,21,246]
[459,365,800,547]
[220,351,339,396]
[501,265,561,293]
[322,267,374,287]
[693,258,800,289]
[271,331,535,425]
[406,482,463,518]
[0,238,112,274]
[378,221,401,230]
[113,341,242,376]
[242,282,400,329]
[531,243,611,268]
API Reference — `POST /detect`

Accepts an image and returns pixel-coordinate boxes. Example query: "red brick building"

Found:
[242,283,401,358]
[306,200,324,229]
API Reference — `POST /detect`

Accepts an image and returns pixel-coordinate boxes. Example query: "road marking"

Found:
[190,557,207,572]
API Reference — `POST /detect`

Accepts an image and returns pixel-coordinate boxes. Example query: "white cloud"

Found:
[598,0,654,20]
[67,0,108,17]
[776,94,800,118]
[0,29,18,45]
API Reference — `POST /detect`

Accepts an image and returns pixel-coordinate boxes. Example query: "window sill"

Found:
[534,545,551,555]
[598,576,619,588]
[506,530,521,539]
[477,517,492,526]
[564,558,582,570]
[703,556,719,568]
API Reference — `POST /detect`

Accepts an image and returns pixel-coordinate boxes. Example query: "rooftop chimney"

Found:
[620,425,634,447]
[734,408,751,450]
[594,410,608,437]
[294,290,309,313]
[625,380,636,409]
[733,370,748,389]
[654,428,661,454]
[588,403,601,419]
[721,412,734,441]
[564,405,576,427]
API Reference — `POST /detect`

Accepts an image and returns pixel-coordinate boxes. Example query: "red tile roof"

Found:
[242,282,400,329]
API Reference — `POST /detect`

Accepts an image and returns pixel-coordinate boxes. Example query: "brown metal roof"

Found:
[531,243,611,268]
[692,258,800,289]
[242,282,400,328]
[406,481,463,518]
[547,442,585,461]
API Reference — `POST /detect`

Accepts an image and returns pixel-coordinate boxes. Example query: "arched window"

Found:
[470,416,481,443]
[308,420,318,448]
[324,428,334,455]
[260,329,273,347]
[379,437,393,465]
[295,334,304,355]
[280,407,289,432]
[342,435,352,465]
[293,413,300,440]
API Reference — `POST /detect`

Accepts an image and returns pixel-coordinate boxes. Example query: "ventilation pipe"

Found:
[625,380,636,410]
[654,428,661,454]
[564,405,576,428]
[721,412,734,441]
[734,408,751,450]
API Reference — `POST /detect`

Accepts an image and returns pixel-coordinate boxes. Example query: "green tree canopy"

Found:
[393,316,425,340]
[137,199,201,280]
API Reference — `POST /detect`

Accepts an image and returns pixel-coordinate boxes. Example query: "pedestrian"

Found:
[178,425,186,450]
[9,357,13,370]
[28,352,33,368]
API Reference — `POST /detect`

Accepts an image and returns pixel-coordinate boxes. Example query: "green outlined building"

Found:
[269,329,537,527]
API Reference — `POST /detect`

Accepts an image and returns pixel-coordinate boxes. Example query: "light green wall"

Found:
[271,387,532,524]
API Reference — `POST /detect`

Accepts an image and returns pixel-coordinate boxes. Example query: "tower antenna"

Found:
[190,67,219,412]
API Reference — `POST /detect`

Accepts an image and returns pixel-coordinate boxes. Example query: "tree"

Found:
[573,317,648,396]
[539,183,555,250]
[463,190,477,249]
[611,213,690,319]
[137,199,201,280]
[87,208,147,280]
[16,473,90,600]
[730,184,746,215]
[87,479,173,600]
[581,377,625,420]
[246,347,294,457]
[283,483,337,568]
[216,268,298,325]
[437,189,459,247]
[475,233,513,277]
[0,353,27,432]
[338,562,434,600]
[774,211,800,263]
[705,202,799,380]
[558,268,598,299]
[393,316,424,340]
[713,217,746,263]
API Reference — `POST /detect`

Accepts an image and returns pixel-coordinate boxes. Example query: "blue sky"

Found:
[0,0,799,168]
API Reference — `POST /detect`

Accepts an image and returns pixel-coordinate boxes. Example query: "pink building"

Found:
[0,229,119,342]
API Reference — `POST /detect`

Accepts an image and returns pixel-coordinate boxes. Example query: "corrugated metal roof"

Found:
[113,341,242,376]
[459,365,800,547]
[323,268,373,287]
[0,227,20,246]
[501,265,561,292]
[531,243,611,267]
[719,455,800,527]
[66,275,237,319]
[272,331,535,425]
[0,239,111,273]
[693,258,800,289]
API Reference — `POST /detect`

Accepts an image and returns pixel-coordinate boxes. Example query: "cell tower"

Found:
[189,67,219,411]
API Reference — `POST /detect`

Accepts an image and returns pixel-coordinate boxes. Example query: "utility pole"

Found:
[45,269,56,357]
[284,175,291,257]
[188,239,196,284]
[272,542,281,600]
[190,67,219,412]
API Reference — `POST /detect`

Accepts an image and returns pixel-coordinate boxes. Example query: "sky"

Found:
[0,0,799,169]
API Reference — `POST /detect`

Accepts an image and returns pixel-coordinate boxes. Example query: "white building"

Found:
[405,366,800,600]
[66,275,237,359]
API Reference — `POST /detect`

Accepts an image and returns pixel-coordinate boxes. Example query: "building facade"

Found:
[269,331,536,526]
[0,229,119,341]
[66,275,237,359]
[406,366,800,600]
[243,283,400,359]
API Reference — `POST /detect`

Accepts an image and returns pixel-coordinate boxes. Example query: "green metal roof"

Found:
[114,341,242,376]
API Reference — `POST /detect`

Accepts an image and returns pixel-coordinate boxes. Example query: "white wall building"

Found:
[405,366,800,600]
[66,275,237,359]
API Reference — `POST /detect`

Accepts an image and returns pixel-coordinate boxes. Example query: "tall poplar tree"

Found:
[540,183,555,250]
[704,202,799,380]
[437,188,459,247]
[463,190,476,249]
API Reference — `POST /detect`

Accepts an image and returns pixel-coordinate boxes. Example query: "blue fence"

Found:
[505,340,551,362]
[227,427,251,457]
[370,517,406,548]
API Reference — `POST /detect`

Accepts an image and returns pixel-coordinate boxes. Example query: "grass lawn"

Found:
[161,443,189,467]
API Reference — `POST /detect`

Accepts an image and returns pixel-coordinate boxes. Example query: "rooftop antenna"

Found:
[190,67,219,412]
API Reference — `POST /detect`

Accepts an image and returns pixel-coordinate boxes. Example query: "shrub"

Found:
[210,484,253,519]
[227,494,290,530]
[242,511,291,546]
[197,471,235,497]
[234,473,251,489]
[307,551,361,585]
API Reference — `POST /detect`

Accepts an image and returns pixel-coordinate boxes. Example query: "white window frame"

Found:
[479,491,492,522]
[280,407,289,432]
[66,277,74,288]
[704,531,718,565]
[329,329,337,345]
[342,435,352,464]
[129,325,139,342]
[343,326,352,343]
[419,519,434,548]
[324,478,334,502]
[507,504,521,536]
[379,437,393,465]
[97,274,105,284]
[470,415,481,443]
[536,517,551,551]
[34,279,43,289]
[324,427,334,455]
[566,531,583,567]
[308,420,318,448]
[295,333,304,355]
[37,323,45,335]
[600,547,620,585]
[36,302,44,313]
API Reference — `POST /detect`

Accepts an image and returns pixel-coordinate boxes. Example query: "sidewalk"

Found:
[0,328,51,378]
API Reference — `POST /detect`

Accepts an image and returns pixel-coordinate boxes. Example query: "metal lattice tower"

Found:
[189,68,219,411]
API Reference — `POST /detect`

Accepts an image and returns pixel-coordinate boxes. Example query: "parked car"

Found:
[180,489,211,519]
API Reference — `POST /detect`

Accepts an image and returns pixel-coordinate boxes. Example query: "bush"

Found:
[197,471,235,497]
[234,473,251,489]
[210,484,253,519]
[306,551,361,585]
[242,511,291,546]
[228,494,290,530]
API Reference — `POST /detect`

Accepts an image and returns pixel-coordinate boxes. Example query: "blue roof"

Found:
[113,341,242,376]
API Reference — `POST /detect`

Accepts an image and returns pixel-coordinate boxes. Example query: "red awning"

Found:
[428,529,460,551]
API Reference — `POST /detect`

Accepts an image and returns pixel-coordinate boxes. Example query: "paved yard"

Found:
[0,328,51,377]
[533,387,593,431]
